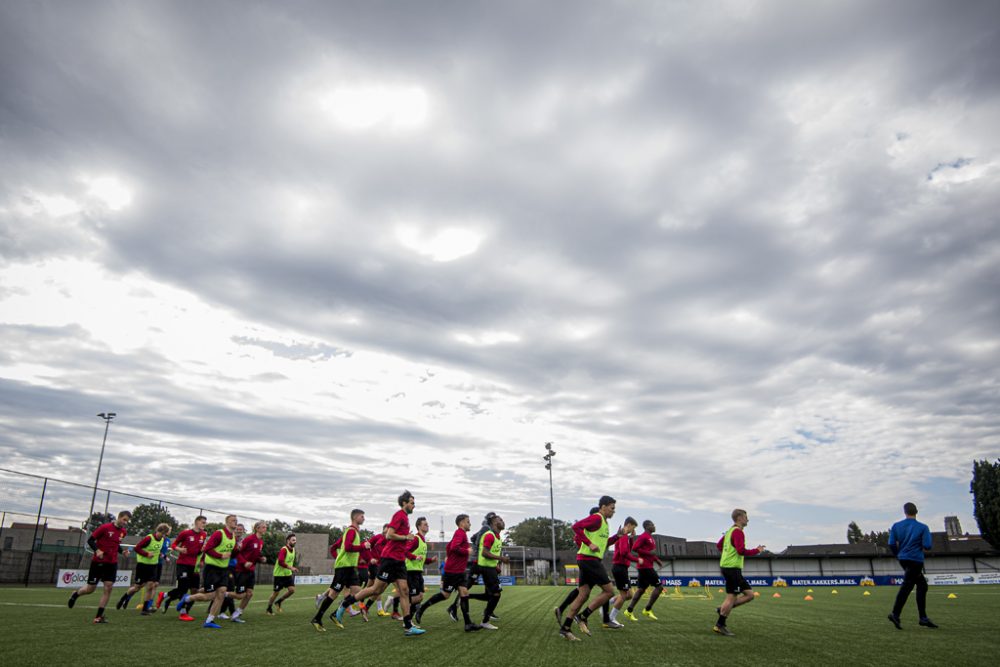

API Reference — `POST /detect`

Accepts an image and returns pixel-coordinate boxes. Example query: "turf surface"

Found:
[1,584,997,666]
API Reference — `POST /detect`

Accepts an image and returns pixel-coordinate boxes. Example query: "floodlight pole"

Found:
[86,412,116,532]
[544,442,558,585]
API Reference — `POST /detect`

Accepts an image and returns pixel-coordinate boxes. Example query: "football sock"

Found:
[403,614,413,630]
[96,606,105,618]
[392,597,400,613]
[483,595,500,624]
[717,614,726,626]
[602,601,610,623]
[317,596,335,618]
[610,607,619,622]
[460,596,472,624]
[559,589,578,613]
[341,595,357,608]
[581,606,593,620]
[422,592,446,610]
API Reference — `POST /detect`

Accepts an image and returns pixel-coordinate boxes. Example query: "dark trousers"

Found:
[892,559,928,618]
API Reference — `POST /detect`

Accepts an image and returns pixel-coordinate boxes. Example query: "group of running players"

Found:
[66,491,769,639]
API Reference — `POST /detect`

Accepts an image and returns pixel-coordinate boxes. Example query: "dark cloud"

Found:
[1,0,998,547]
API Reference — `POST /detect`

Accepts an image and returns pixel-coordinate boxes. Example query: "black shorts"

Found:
[637,568,661,589]
[376,558,407,583]
[273,575,295,591]
[154,561,164,583]
[202,565,230,593]
[441,571,467,593]
[87,561,118,585]
[474,565,502,595]
[135,563,159,585]
[234,570,256,593]
[721,567,751,595]
[175,564,201,591]
[359,566,371,586]
[612,564,631,591]
[407,571,425,596]
[578,559,611,588]
[332,567,359,592]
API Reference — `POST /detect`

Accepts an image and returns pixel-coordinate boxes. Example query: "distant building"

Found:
[291,533,330,575]
[0,523,86,553]
[944,516,962,537]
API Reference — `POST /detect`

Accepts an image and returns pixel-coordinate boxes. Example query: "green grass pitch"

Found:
[1,584,997,666]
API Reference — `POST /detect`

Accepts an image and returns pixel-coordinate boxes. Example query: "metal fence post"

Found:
[24,478,47,586]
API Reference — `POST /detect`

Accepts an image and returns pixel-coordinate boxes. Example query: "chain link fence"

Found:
[0,467,267,584]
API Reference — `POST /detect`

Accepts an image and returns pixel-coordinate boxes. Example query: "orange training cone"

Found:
[804,595,814,601]
[772,592,782,598]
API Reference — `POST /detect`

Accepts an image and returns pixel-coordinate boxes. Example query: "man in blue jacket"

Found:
[887,502,937,629]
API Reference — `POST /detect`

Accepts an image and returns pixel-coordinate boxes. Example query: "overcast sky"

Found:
[1,0,998,550]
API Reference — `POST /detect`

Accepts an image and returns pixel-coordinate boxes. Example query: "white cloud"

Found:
[0,0,996,549]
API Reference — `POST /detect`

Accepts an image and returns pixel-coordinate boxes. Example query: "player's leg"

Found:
[68,583,96,608]
[626,583,646,616]
[559,584,591,637]
[644,582,664,612]
[479,570,502,629]
[276,583,295,610]
[313,576,343,628]
[396,576,416,629]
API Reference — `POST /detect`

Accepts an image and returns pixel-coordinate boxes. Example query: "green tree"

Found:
[847,521,864,544]
[504,517,575,550]
[84,511,113,532]
[262,519,292,563]
[290,520,343,546]
[864,530,890,548]
[127,503,179,539]
[972,459,1000,550]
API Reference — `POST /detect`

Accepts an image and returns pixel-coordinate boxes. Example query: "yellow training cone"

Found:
[807,589,813,593]
[863,591,871,596]
[718,589,724,593]
[947,593,957,599]
[772,593,782,598]
[804,595,814,601]
[831,589,838,595]
[753,591,760,597]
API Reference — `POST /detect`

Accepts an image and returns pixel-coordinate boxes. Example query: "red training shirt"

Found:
[364,533,384,566]
[380,510,410,561]
[173,529,207,567]
[444,528,470,574]
[237,534,264,571]
[90,522,127,564]
[631,531,662,570]
[612,533,639,566]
